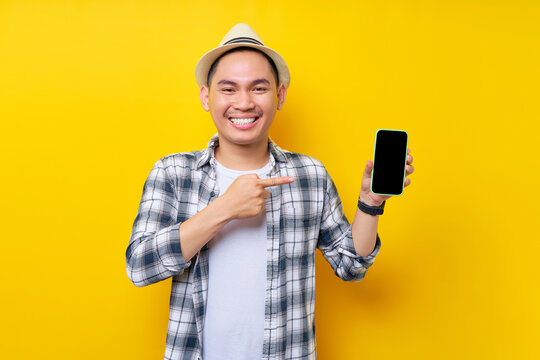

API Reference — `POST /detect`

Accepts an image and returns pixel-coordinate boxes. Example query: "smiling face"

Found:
[200,49,286,150]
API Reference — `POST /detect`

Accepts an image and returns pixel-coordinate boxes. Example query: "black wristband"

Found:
[357,199,385,216]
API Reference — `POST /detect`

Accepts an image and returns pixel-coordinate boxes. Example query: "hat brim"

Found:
[195,43,290,88]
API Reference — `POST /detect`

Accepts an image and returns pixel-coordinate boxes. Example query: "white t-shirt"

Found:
[202,158,272,360]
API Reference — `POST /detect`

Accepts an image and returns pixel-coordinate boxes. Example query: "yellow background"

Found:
[1,0,539,359]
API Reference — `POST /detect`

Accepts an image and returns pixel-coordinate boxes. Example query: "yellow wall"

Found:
[1,0,539,359]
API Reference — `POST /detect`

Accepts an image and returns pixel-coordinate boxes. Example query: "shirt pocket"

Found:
[281,203,319,260]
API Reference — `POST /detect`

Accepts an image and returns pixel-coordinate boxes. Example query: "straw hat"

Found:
[195,23,290,88]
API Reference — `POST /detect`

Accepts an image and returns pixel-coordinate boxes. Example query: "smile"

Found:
[229,117,257,125]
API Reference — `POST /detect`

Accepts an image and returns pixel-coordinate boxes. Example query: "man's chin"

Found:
[219,132,268,147]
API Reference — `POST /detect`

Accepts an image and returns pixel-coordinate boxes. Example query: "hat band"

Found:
[223,37,264,46]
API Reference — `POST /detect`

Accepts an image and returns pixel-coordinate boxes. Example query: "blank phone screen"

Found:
[372,130,408,195]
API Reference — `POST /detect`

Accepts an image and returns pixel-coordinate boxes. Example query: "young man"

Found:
[127,24,414,360]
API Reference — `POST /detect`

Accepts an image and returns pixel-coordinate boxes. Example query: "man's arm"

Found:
[351,208,380,257]
[126,159,188,287]
[179,174,294,262]
[351,151,414,257]
[127,164,293,286]
[317,150,413,281]
[126,162,295,287]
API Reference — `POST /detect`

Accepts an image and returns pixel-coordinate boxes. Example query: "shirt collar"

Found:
[195,133,288,169]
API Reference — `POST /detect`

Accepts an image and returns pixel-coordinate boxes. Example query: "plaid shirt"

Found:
[126,135,381,360]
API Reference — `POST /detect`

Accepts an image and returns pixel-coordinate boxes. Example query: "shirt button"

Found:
[210,191,215,197]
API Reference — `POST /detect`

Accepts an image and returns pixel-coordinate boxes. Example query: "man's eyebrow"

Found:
[251,78,271,86]
[216,78,271,87]
[216,80,237,86]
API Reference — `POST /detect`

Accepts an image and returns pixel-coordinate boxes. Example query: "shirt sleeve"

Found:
[126,159,191,287]
[317,170,381,282]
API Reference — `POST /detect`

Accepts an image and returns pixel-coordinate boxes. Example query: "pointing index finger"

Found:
[258,176,295,188]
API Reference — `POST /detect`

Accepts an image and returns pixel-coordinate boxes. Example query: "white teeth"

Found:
[230,117,256,125]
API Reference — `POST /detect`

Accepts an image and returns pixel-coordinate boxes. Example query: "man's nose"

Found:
[233,90,255,110]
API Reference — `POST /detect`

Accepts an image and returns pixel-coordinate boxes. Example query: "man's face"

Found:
[200,50,286,148]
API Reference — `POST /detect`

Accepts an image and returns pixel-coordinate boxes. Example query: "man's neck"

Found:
[214,137,270,171]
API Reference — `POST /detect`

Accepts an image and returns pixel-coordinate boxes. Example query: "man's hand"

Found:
[221,174,295,219]
[359,149,415,206]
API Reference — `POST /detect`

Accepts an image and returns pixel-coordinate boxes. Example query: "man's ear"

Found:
[277,84,287,110]
[200,86,210,112]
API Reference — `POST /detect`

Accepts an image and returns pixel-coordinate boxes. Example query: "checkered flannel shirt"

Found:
[126,134,381,360]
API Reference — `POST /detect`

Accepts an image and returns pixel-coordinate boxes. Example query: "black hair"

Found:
[206,46,279,87]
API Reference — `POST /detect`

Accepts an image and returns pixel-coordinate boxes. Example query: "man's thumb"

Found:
[364,160,373,177]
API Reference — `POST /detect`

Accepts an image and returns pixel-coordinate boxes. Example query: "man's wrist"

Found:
[357,195,385,216]
[210,195,235,223]
[359,194,384,207]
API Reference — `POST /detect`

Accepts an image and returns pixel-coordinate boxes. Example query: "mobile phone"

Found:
[370,129,409,196]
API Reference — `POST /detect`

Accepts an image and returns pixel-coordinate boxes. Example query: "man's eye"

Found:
[254,87,268,92]
[220,88,234,93]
